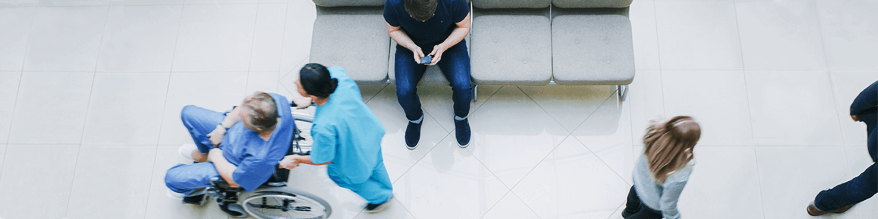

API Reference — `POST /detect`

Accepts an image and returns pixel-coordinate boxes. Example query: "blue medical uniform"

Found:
[165,93,294,194]
[309,66,393,204]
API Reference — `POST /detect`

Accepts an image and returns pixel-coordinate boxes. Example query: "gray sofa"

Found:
[309,0,635,100]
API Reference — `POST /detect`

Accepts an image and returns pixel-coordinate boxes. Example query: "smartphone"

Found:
[420,56,432,64]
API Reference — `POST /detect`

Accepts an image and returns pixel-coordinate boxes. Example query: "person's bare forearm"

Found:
[389,29,418,52]
[439,26,468,49]
[221,106,243,128]
[209,149,240,187]
[298,155,330,166]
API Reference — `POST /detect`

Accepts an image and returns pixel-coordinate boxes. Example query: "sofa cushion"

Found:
[473,0,550,9]
[471,14,551,85]
[310,8,390,85]
[388,35,470,86]
[552,0,633,9]
[552,13,634,85]
[312,0,384,7]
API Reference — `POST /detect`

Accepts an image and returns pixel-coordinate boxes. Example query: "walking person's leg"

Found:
[622,186,662,219]
[395,45,428,148]
[810,110,878,215]
[436,41,472,146]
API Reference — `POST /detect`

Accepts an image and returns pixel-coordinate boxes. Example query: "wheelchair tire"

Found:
[221,203,250,218]
[241,186,332,219]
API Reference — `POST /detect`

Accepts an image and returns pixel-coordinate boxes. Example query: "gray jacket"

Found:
[632,154,695,219]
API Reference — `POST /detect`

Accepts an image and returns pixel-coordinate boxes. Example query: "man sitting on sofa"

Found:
[384,0,473,149]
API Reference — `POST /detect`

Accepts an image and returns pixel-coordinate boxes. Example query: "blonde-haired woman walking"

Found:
[623,116,701,219]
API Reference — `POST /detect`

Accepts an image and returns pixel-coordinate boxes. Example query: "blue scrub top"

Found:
[309,66,386,185]
[384,0,470,46]
[221,93,294,192]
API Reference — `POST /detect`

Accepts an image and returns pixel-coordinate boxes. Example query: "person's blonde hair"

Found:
[642,116,701,184]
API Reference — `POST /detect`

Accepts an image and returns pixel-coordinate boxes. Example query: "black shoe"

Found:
[365,196,392,213]
[182,194,206,205]
[455,118,471,147]
[405,121,421,150]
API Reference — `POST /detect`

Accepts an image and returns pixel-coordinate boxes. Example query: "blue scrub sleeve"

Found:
[451,0,469,23]
[383,0,400,27]
[310,124,337,165]
[232,154,275,192]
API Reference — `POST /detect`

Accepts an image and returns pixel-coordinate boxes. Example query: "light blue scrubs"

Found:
[309,66,393,204]
[165,93,294,194]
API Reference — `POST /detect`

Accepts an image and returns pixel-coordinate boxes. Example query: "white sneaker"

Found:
[178,144,197,162]
[167,189,186,199]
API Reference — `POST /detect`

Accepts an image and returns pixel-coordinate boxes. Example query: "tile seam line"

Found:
[63,5,113,217]
[811,0,850,149]
[514,85,580,135]
[572,134,633,188]
[274,0,292,79]
[142,4,186,216]
[732,1,767,217]
[243,2,265,95]
[2,6,37,146]
[506,134,573,192]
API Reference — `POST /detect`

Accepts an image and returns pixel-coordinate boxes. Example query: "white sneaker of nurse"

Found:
[178,144,198,162]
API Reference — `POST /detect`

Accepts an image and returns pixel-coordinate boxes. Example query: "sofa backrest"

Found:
[552,0,632,8]
[312,0,384,7]
[472,0,550,9]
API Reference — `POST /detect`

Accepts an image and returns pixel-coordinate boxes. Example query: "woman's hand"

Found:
[292,97,313,109]
[206,125,226,147]
[278,155,302,170]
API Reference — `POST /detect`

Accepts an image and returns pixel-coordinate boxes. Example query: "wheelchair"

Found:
[205,107,332,219]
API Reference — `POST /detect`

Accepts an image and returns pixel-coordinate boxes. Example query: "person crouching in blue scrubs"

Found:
[278,63,394,213]
[165,91,294,205]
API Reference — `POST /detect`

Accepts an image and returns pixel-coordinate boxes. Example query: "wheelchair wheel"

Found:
[241,186,332,219]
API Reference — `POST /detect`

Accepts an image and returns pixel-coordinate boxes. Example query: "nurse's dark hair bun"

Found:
[299,63,338,99]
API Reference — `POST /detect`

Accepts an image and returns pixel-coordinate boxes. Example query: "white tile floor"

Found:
[0,0,876,219]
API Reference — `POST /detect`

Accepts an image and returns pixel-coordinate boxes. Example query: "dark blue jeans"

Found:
[394,40,472,121]
[814,110,878,211]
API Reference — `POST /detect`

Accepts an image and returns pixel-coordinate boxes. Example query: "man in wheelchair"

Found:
[165,91,294,205]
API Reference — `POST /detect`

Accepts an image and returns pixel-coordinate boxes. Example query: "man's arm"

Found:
[851,80,878,118]
[206,106,245,147]
[387,22,426,64]
[208,148,239,187]
[427,12,471,65]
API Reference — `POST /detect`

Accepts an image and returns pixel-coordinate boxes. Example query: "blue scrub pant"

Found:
[814,110,878,211]
[329,161,394,204]
[165,105,226,195]
[394,41,472,121]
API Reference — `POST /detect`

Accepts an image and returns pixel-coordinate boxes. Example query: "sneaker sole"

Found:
[406,145,418,150]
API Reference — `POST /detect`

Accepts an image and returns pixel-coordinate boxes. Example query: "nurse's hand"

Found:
[291,97,312,109]
[278,155,300,170]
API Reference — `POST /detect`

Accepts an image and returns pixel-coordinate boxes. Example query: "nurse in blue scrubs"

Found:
[279,63,394,213]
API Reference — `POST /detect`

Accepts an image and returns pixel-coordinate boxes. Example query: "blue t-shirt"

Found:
[384,0,470,46]
[309,66,386,185]
[220,93,294,192]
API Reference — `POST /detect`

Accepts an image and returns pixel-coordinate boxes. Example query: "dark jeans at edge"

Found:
[623,186,663,219]
[394,40,472,121]
[814,109,878,211]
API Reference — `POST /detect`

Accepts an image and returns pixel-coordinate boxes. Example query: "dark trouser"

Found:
[814,109,878,211]
[623,186,663,219]
[394,41,472,121]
